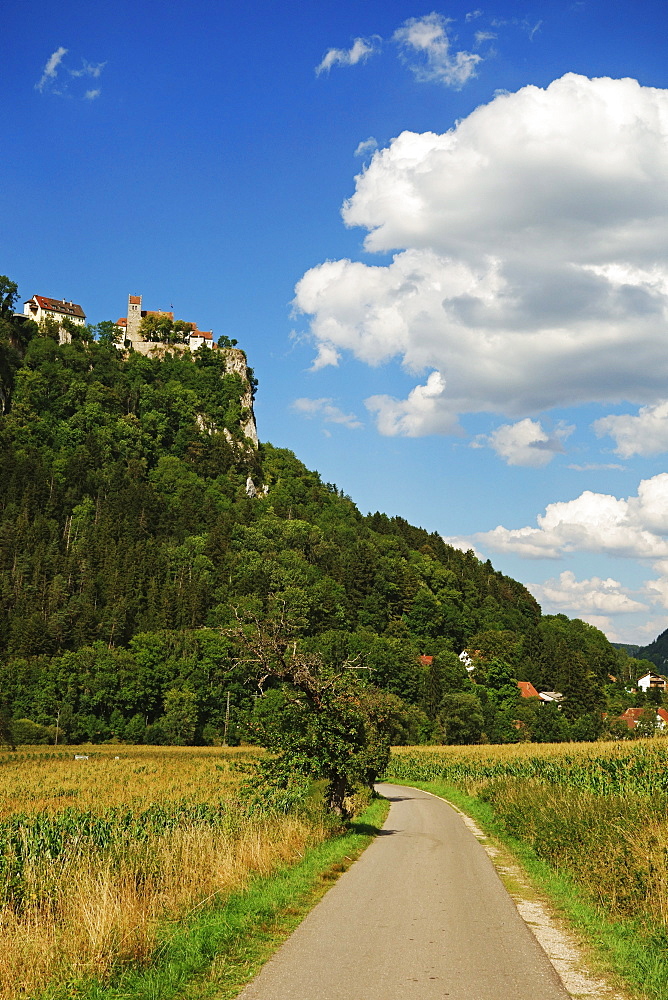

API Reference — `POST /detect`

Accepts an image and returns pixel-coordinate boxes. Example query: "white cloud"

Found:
[527,19,543,41]
[576,615,622,640]
[292,397,363,429]
[637,615,668,638]
[36,47,68,92]
[442,535,484,559]
[594,400,668,457]
[365,371,461,436]
[645,576,668,609]
[475,31,497,44]
[393,13,482,88]
[294,74,668,436]
[568,463,625,471]
[476,473,668,561]
[482,417,573,466]
[316,37,379,75]
[528,570,646,614]
[70,59,106,79]
[36,48,105,99]
[355,137,379,157]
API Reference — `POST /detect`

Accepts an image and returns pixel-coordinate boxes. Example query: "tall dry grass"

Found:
[0,747,328,999]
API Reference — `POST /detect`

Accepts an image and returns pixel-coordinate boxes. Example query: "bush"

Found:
[11,718,55,745]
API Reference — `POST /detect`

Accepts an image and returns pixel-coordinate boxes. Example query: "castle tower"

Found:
[126,295,143,343]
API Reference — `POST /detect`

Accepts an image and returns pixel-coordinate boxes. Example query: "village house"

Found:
[23,295,86,344]
[617,706,668,731]
[116,294,214,354]
[517,681,564,705]
[636,671,668,693]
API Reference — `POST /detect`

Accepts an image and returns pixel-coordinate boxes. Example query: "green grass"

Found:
[39,796,389,1000]
[395,779,668,1000]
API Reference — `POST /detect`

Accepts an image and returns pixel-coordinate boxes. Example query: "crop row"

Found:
[0,799,229,909]
[387,741,668,796]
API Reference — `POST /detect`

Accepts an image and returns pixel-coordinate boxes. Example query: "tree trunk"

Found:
[327,774,350,817]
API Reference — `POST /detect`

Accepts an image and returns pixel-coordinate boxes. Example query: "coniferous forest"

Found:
[0,276,656,747]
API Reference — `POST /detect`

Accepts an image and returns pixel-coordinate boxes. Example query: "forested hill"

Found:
[637,630,668,671]
[0,287,634,745]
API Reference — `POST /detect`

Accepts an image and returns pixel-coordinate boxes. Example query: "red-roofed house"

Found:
[518,681,540,699]
[24,295,86,327]
[188,327,214,350]
[617,707,668,731]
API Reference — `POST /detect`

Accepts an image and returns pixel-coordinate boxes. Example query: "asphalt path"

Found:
[237,783,572,1000]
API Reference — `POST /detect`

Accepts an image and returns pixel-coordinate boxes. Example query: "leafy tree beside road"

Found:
[225,598,398,815]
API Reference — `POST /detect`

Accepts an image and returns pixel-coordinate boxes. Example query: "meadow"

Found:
[388,741,668,942]
[0,745,331,1000]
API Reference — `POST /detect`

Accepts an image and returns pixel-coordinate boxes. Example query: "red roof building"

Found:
[24,295,86,325]
[617,706,668,731]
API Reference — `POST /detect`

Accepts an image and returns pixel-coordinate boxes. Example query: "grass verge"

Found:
[40,796,389,1000]
[394,779,668,1000]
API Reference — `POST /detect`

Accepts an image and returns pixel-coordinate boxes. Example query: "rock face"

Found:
[124,342,258,449]
[221,348,258,448]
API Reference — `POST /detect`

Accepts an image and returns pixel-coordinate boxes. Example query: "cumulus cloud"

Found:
[292,397,363,429]
[365,371,462,436]
[481,417,573,466]
[294,74,668,436]
[36,47,68,92]
[393,13,482,88]
[476,473,668,561]
[528,570,646,614]
[645,576,668,609]
[442,535,484,559]
[594,400,668,457]
[316,37,379,75]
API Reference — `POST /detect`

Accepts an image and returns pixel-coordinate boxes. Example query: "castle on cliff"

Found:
[21,290,258,448]
[116,294,215,353]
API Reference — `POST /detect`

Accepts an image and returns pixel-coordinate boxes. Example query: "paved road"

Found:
[238,783,572,1000]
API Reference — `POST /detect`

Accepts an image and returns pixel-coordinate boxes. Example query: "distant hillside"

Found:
[612,642,641,656]
[636,630,668,671]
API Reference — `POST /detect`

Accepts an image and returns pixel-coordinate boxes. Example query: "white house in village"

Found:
[637,671,667,693]
[23,295,86,327]
[116,295,214,354]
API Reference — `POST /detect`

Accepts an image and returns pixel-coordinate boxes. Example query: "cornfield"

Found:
[387,740,668,934]
[0,746,327,999]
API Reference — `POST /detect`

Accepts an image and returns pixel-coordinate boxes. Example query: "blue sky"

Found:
[5,0,668,645]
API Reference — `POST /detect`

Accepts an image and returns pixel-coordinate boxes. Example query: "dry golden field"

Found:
[0,745,328,999]
[0,744,261,818]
